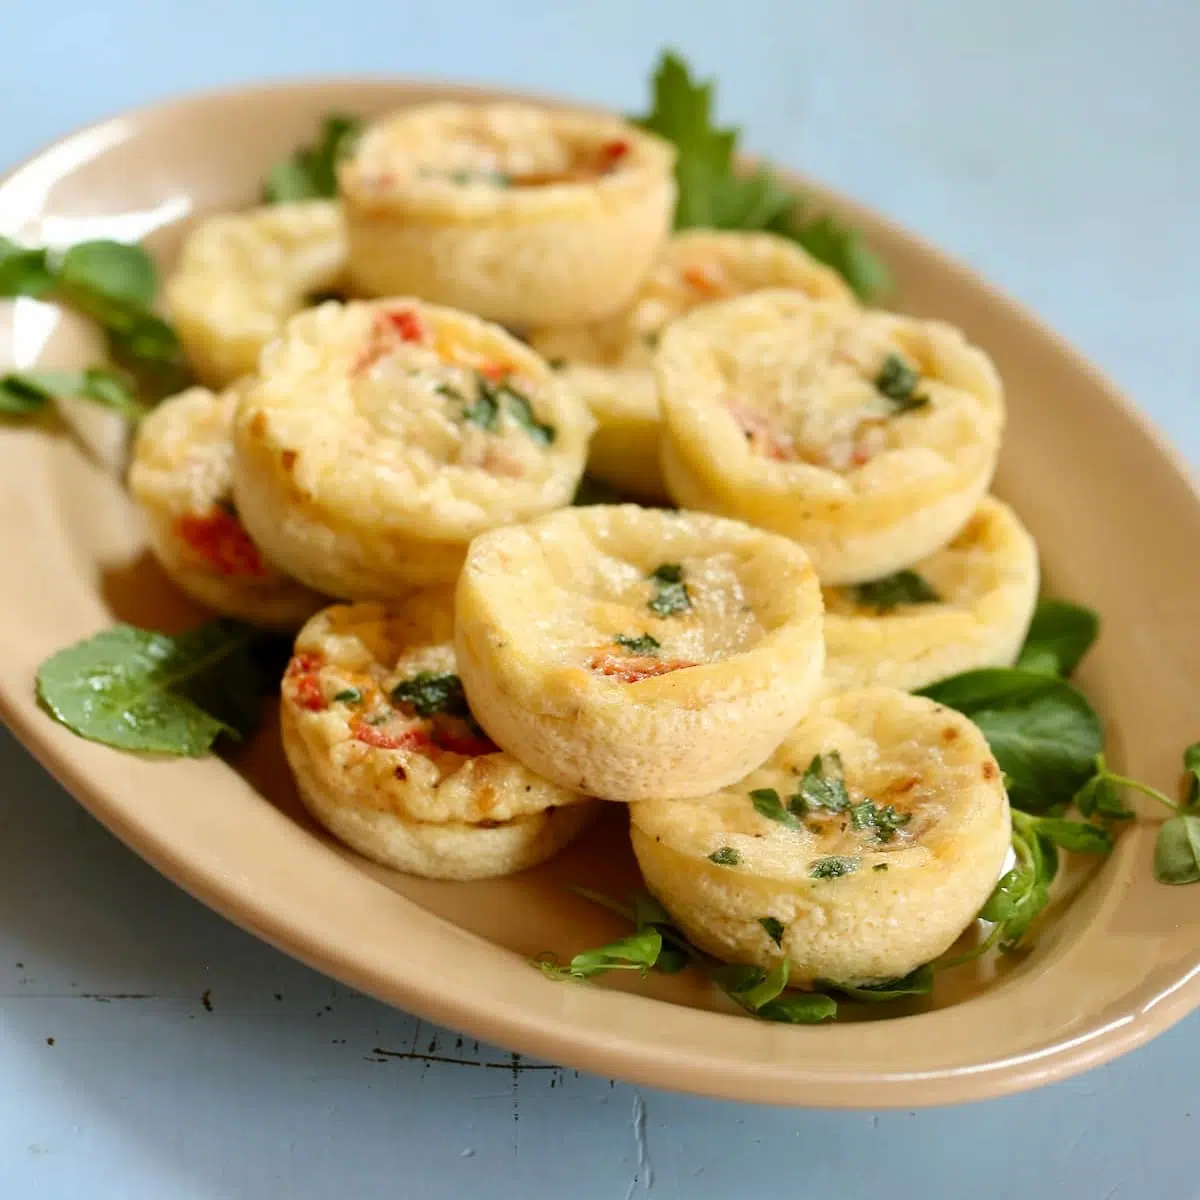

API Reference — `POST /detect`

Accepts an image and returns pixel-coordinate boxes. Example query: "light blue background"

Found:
[2,2,1198,1196]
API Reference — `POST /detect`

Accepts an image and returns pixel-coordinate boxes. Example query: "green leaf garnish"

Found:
[501,384,555,445]
[264,113,363,203]
[758,916,785,947]
[0,236,55,296]
[792,752,850,813]
[632,52,889,302]
[756,991,838,1024]
[849,800,912,843]
[536,929,663,980]
[647,563,691,617]
[712,958,790,1012]
[57,240,157,311]
[918,668,1103,812]
[750,787,802,829]
[819,965,935,1002]
[1184,743,1200,809]
[0,367,149,421]
[1027,816,1112,855]
[874,353,926,411]
[810,856,858,880]
[333,688,362,704]
[1154,814,1200,885]
[708,846,741,866]
[1015,599,1100,677]
[391,671,469,719]
[461,386,500,431]
[615,633,661,655]
[35,621,263,756]
[852,569,940,613]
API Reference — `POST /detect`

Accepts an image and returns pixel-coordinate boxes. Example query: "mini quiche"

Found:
[166,201,347,388]
[530,231,856,500]
[128,384,324,629]
[822,496,1039,694]
[280,595,599,880]
[656,290,1005,584]
[454,505,825,803]
[630,686,1011,986]
[338,102,676,326]
[232,298,594,597]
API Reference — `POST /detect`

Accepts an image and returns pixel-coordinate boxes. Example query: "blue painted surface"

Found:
[1,1,1197,1195]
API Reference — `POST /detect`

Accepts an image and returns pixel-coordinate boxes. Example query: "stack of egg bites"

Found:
[129,98,1039,990]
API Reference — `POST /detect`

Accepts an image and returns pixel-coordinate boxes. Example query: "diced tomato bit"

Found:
[588,653,696,684]
[285,653,327,711]
[727,402,796,462]
[601,139,630,166]
[385,308,425,343]
[682,263,722,296]
[478,360,510,382]
[176,510,265,577]
[351,719,432,751]
[435,731,498,757]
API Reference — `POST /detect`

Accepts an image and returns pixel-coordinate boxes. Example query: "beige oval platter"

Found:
[1,79,1199,1110]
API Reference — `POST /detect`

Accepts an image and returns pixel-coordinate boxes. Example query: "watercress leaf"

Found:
[1073,769,1134,820]
[784,213,892,303]
[852,569,940,613]
[0,237,55,297]
[919,669,1102,811]
[821,964,935,1002]
[1015,599,1100,677]
[1154,815,1200,885]
[1031,816,1113,855]
[57,240,158,310]
[264,113,363,203]
[757,991,838,1024]
[751,787,802,829]
[978,867,1026,923]
[105,309,184,368]
[631,891,673,931]
[0,370,80,415]
[758,916,785,947]
[998,880,1051,948]
[715,957,790,1011]
[710,962,765,995]
[35,621,262,755]
[537,929,663,980]
[1183,742,1200,810]
[80,367,149,419]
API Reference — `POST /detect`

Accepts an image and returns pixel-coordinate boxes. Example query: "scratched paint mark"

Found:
[623,1091,654,1200]
[78,993,157,1002]
[510,1052,521,1157]
[370,1048,557,1070]
[201,989,213,1013]
[455,1036,464,1050]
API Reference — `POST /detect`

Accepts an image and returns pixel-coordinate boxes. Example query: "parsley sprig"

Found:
[632,52,890,303]
[264,114,363,203]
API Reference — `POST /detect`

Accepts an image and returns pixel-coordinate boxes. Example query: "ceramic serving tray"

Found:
[1,79,1197,1108]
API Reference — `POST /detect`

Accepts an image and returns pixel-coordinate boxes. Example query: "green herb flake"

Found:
[849,800,912,843]
[811,856,859,880]
[758,916,785,947]
[751,787,802,829]
[502,384,555,445]
[874,353,924,410]
[852,569,940,613]
[264,113,363,203]
[391,671,469,719]
[333,688,363,705]
[461,380,500,431]
[647,563,691,617]
[35,621,263,756]
[536,928,663,981]
[615,633,661,656]
[708,846,741,866]
[792,752,850,814]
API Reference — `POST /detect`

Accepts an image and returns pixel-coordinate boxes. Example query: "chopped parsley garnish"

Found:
[461,386,500,431]
[708,846,741,866]
[758,916,785,947]
[852,570,941,613]
[750,787,802,829]
[793,753,850,814]
[333,688,362,705]
[850,800,912,843]
[464,373,555,444]
[810,856,859,880]
[502,383,555,445]
[648,563,691,617]
[875,353,928,412]
[391,671,469,719]
[615,633,661,655]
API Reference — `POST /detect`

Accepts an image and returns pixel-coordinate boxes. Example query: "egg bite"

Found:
[339,102,676,326]
[656,290,1005,584]
[231,298,594,597]
[454,504,825,803]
